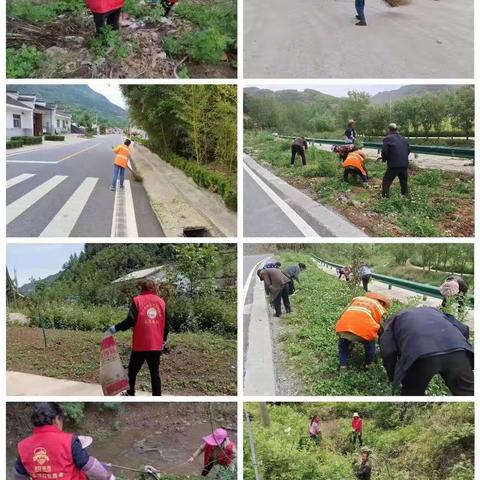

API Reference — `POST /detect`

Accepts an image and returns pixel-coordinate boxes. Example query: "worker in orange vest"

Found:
[110,139,131,191]
[342,149,369,183]
[187,428,236,476]
[85,0,125,35]
[335,292,391,370]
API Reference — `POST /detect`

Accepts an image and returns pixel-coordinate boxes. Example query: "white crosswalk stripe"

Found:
[40,177,99,237]
[6,174,36,189]
[7,175,68,225]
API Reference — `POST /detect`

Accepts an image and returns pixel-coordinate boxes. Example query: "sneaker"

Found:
[355,20,367,26]
[110,186,116,191]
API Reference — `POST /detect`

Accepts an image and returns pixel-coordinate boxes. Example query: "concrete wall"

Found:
[6,108,33,139]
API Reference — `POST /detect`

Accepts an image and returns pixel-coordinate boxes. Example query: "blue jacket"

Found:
[381,132,410,168]
[380,306,473,387]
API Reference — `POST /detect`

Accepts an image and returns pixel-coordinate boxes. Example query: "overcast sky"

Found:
[246,84,405,97]
[89,84,127,109]
[7,244,85,286]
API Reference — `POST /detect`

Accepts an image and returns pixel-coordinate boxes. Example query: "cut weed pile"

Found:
[276,252,451,396]
[7,326,237,395]
[6,0,236,78]
[244,132,474,237]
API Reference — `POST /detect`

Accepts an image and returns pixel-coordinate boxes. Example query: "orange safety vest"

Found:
[113,144,130,169]
[342,152,367,176]
[335,296,386,341]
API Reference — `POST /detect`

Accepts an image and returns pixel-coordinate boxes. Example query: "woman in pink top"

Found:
[309,415,320,442]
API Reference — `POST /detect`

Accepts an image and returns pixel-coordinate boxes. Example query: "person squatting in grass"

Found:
[105,278,169,396]
[291,137,308,166]
[13,402,115,480]
[342,148,369,183]
[257,267,291,317]
[380,306,474,396]
[282,263,307,295]
[351,412,363,447]
[440,275,469,317]
[309,415,321,443]
[187,428,236,477]
[381,123,411,198]
[110,138,131,191]
[335,292,392,371]
[337,265,352,281]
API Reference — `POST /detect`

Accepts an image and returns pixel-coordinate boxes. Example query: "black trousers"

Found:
[291,145,306,165]
[287,280,295,295]
[127,350,162,396]
[343,167,368,182]
[382,167,409,197]
[361,275,371,292]
[401,350,474,396]
[273,284,291,317]
[93,8,121,34]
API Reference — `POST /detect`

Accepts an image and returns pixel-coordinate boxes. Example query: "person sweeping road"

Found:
[187,428,236,477]
[85,0,125,35]
[105,278,169,396]
[335,292,391,371]
[110,139,131,191]
[13,402,115,480]
[380,306,474,396]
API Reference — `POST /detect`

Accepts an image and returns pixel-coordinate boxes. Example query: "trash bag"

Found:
[99,335,129,396]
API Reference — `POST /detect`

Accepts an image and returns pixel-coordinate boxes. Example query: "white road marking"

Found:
[6,143,101,164]
[243,163,319,237]
[6,174,35,189]
[243,255,272,306]
[6,176,68,225]
[39,177,99,237]
[110,180,138,237]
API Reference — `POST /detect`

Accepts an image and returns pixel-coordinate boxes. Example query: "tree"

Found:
[420,93,447,138]
[336,91,372,131]
[448,85,474,139]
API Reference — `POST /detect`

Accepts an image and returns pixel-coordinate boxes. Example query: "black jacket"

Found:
[381,132,410,168]
[380,306,473,387]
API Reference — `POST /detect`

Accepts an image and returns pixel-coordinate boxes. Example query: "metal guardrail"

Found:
[277,135,474,160]
[311,254,474,307]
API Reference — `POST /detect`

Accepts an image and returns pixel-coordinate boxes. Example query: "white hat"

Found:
[353,412,359,417]
[388,123,398,130]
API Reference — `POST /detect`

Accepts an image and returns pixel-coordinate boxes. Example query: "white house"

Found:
[6,90,73,139]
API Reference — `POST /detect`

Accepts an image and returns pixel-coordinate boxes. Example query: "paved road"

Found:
[244,0,473,78]
[244,165,314,237]
[243,254,276,395]
[6,134,164,237]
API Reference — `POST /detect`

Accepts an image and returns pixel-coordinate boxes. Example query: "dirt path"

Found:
[244,0,473,78]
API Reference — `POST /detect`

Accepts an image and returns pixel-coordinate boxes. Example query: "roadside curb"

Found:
[244,154,367,237]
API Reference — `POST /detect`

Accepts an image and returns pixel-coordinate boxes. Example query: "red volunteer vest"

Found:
[352,418,363,432]
[18,426,88,480]
[132,291,166,351]
[204,442,235,467]
[85,0,124,14]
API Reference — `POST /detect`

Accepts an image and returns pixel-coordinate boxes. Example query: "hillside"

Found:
[244,402,474,480]
[371,84,461,104]
[8,84,128,127]
[244,87,338,104]
[19,272,59,295]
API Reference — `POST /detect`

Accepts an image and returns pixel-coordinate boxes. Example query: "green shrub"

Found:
[7,45,45,78]
[44,135,65,141]
[61,403,85,424]
[21,136,43,145]
[7,0,83,23]
[7,139,23,149]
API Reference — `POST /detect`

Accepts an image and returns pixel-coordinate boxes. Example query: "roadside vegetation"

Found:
[7,243,237,395]
[6,0,237,78]
[244,132,474,237]
[244,403,474,480]
[123,85,237,210]
[273,248,475,396]
[244,85,474,142]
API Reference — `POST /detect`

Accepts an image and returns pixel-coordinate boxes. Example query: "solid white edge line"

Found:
[124,180,139,237]
[243,255,272,307]
[39,177,99,237]
[110,185,120,237]
[6,174,35,189]
[6,175,68,225]
[244,163,319,237]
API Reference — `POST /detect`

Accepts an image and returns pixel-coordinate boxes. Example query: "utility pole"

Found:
[244,409,261,480]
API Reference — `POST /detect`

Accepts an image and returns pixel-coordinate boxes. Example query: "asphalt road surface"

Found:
[244,0,474,78]
[6,134,164,237]
[244,165,313,237]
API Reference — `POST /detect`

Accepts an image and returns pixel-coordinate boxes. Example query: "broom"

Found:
[128,153,144,182]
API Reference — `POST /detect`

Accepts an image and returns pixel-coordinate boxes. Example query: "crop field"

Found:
[275,252,453,396]
[244,132,474,237]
